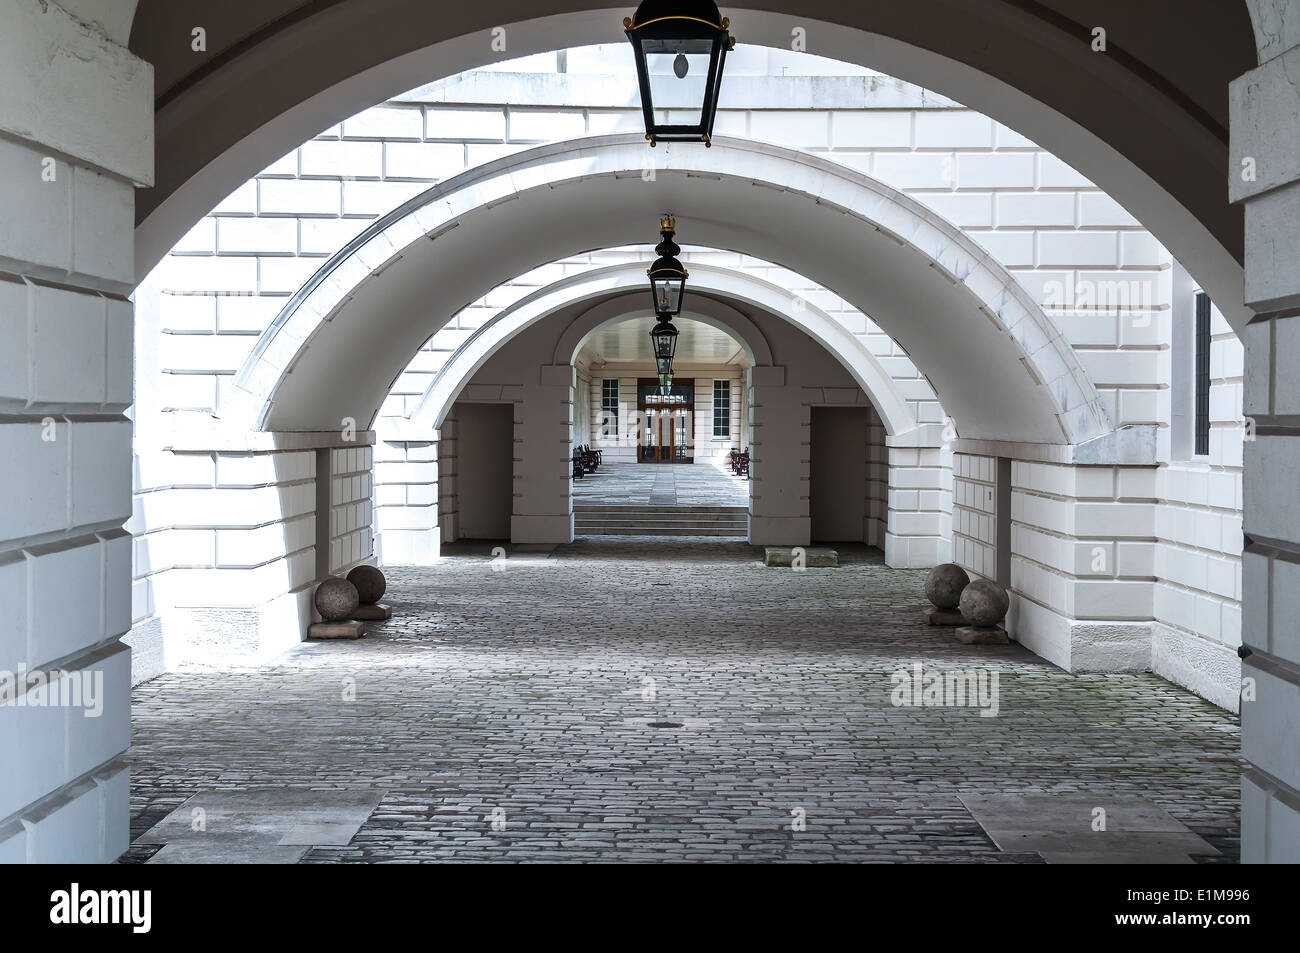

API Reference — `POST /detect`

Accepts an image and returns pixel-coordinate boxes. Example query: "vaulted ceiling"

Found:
[576,316,750,368]
[127,0,1256,263]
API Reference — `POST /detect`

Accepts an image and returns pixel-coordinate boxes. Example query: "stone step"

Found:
[574,517,748,525]
[576,524,749,534]
[574,502,749,537]
[574,518,747,525]
[574,506,748,516]
[575,527,748,537]
[574,510,748,519]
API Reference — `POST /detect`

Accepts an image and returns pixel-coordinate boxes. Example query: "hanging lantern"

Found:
[658,371,674,397]
[651,316,679,374]
[648,215,687,319]
[624,0,735,146]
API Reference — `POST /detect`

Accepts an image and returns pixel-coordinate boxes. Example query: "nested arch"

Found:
[231,134,1104,446]
[130,2,1256,334]
[402,263,917,437]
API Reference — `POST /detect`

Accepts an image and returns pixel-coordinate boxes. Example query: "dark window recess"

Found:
[713,379,730,438]
[601,379,619,438]
[1194,292,1211,456]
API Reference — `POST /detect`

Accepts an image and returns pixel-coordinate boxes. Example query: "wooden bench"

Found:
[574,445,599,474]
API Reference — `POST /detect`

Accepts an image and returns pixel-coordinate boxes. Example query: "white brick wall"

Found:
[0,5,150,863]
[330,446,374,574]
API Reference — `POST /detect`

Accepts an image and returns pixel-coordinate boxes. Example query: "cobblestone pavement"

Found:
[125,538,1241,863]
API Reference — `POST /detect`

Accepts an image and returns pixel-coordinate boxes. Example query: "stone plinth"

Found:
[308,621,366,640]
[955,625,1009,645]
[764,547,838,567]
[923,609,966,626]
[352,604,392,621]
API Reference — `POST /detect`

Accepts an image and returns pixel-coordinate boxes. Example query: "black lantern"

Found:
[650,318,679,378]
[624,0,735,146]
[648,215,687,318]
[658,372,674,397]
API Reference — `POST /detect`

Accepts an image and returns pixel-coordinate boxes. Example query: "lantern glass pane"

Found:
[653,278,672,312]
[643,43,712,127]
[653,277,683,315]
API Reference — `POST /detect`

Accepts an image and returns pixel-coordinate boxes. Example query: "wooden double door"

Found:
[637,378,694,463]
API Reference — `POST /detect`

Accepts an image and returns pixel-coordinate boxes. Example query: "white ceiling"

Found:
[576,316,748,368]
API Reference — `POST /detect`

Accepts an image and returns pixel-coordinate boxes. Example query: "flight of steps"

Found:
[573,504,749,537]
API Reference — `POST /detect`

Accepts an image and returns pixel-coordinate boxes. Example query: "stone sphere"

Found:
[959,579,1010,627]
[347,565,387,604]
[315,577,359,621]
[925,563,971,610]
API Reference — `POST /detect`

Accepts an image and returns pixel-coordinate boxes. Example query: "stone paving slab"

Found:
[961,787,1220,863]
[137,789,383,862]
[765,547,838,567]
[959,793,1202,833]
[1037,852,1197,865]
[148,839,310,865]
[573,463,749,508]
[124,539,1241,863]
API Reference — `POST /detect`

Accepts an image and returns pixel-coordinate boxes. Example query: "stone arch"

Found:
[401,263,916,438]
[230,134,1101,445]
[129,3,1256,333]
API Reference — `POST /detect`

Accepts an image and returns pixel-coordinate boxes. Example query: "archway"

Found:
[130,3,1256,335]
[405,264,915,439]
[230,134,1104,447]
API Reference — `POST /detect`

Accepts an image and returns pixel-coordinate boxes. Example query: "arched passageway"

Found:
[129,1,1256,334]
[2,0,1296,865]
[234,135,1104,446]
[403,281,909,549]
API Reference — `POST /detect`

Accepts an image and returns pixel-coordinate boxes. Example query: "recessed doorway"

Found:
[638,378,694,463]
[456,402,514,539]
[810,406,869,542]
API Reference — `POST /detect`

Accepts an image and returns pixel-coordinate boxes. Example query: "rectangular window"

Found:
[1194,292,1211,456]
[713,379,731,439]
[601,379,619,440]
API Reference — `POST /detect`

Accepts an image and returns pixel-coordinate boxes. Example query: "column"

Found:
[0,0,152,863]
[1232,5,1300,863]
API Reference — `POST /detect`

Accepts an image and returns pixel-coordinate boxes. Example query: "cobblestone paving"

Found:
[125,538,1241,863]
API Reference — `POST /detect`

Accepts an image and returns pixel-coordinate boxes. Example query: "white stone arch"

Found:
[401,263,916,438]
[131,5,1254,335]
[230,134,1104,446]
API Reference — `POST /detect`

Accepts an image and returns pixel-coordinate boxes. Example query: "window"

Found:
[601,379,619,439]
[713,379,731,439]
[1194,292,1211,456]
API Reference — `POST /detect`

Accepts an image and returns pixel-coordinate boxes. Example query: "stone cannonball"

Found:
[925,563,971,610]
[315,577,359,621]
[347,565,387,605]
[959,579,1010,628]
